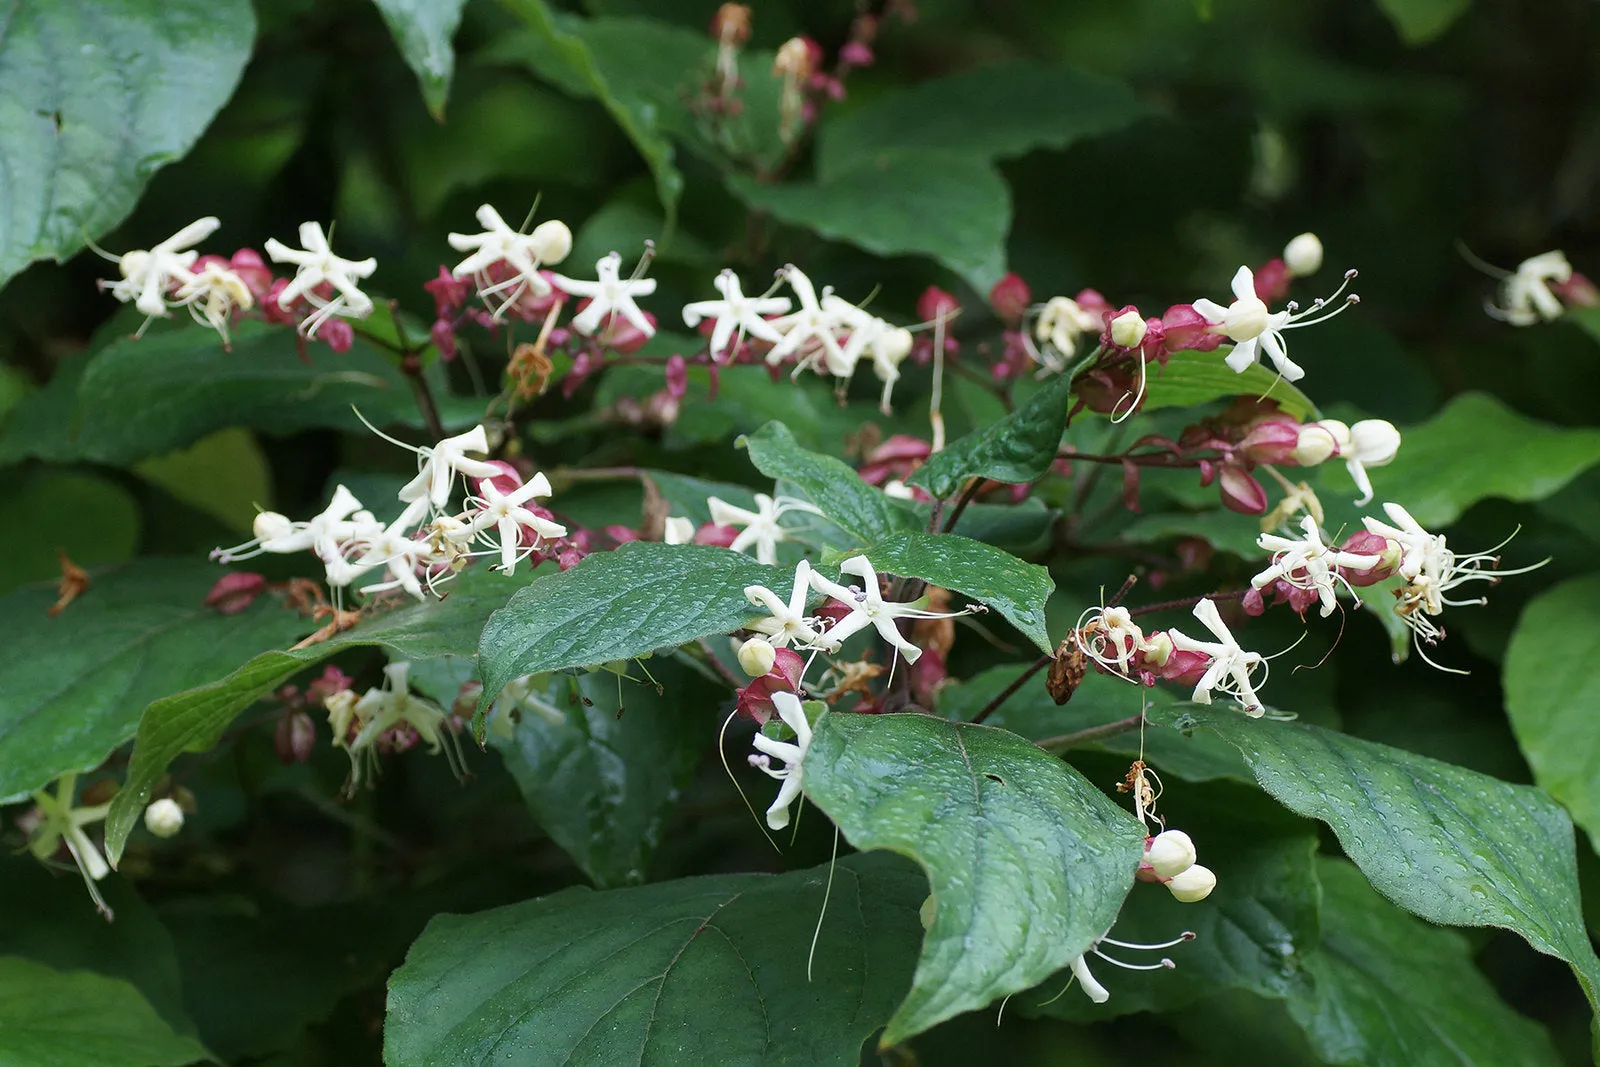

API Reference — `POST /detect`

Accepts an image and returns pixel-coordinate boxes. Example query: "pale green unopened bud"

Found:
[737,638,776,678]
[1109,309,1147,349]
[1167,863,1216,902]
[1145,829,1197,878]
[1292,424,1339,467]
[1284,232,1324,277]
[144,798,185,839]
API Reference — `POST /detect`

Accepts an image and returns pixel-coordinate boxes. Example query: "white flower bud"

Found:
[144,798,185,839]
[1145,829,1197,878]
[1348,418,1401,467]
[530,219,572,264]
[1139,631,1174,667]
[1167,863,1216,902]
[1283,232,1324,277]
[662,516,694,545]
[737,637,776,678]
[1109,309,1147,349]
[252,511,293,542]
[1292,424,1339,466]
[883,480,915,500]
[1310,419,1352,455]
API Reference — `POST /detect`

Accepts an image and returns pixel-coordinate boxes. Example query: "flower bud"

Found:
[320,319,354,353]
[1167,863,1216,902]
[253,511,292,543]
[1292,423,1339,466]
[662,516,694,544]
[1554,272,1600,308]
[1349,418,1401,467]
[1311,418,1352,455]
[1218,466,1269,515]
[1283,232,1324,277]
[144,798,185,839]
[1337,530,1401,586]
[205,571,266,614]
[988,272,1032,325]
[1108,308,1147,349]
[1161,303,1225,352]
[1252,258,1291,303]
[530,220,573,264]
[665,354,688,400]
[275,709,317,764]
[1145,829,1197,878]
[917,286,959,325]
[1238,419,1302,465]
[476,459,525,499]
[738,638,777,678]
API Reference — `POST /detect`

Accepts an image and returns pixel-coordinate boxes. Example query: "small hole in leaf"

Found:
[983,772,1005,785]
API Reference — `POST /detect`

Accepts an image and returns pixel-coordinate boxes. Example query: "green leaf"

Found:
[1030,830,1320,1019]
[0,956,210,1067]
[818,60,1149,177]
[727,151,1010,293]
[384,852,925,1066]
[1140,349,1318,421]
[476,543,784,723]
[102,564,541,862]
[740,421,911,544]
[0,558,308,803]
[909,371,1074,499]
[803,712,1146,1044]
[370,0,468,119]
[0,0,255,288]
[857,532,1054,654]
[0,320,443,466]
[1151,705,1600,1020]
[1375,0,1471,45]
[490,658,719,887]
[0,469,140,595]
[1320,391,1600,528]
[133,427,271,532]
[1505,572,1600,853]
[495,3,698,225]
[1287,858,1563,1067]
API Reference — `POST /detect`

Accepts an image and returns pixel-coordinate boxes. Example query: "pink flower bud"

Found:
[1159,647,1212,686]
[665,354,688,400]
[430,318,457,362]
[909,646,948,707]
[320,319,354,354]
[693,523,739,548]
[1242,586,1267,616]
[1337,530,1400,586]
[262,278,301,325]
[1218,466,1268,514]
[475,460,524,499]
[423,266,471,313]
[1237,418,1302,464]
[1253,258,1291,303]
[593,307,656,354]
[204,571,266,614]
[1555,272,1600,308]
[988,272,1032,326]
[306,665,353,705]
[735,647,807,723]
[858,433,931,485]
[1105,306,1147,349]
[274,710,317,764]
[1074,288,1113,319]
[917,286,960,324]
[1161,304,1225,352]
[229,248,274,300]
[604,524,640,544]
[556,547,586,570]
[838,40,874,67]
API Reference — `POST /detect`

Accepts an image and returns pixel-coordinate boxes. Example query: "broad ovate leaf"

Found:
[0,956,210,1067]
[803,712,1146,1044]
[909,371,1074,499]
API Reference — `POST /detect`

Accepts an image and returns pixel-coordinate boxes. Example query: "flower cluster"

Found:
[212,421,566,603]
[1484,250,1598,325]
[323,661,466,792]
[1075,598,1270,715]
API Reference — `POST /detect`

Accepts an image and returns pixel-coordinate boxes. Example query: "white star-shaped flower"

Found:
[354,518,445,601]
[211,484,369,565]
[765,266,849,371]
[1253,515,1381,617]
[1073,604,1147,675]
[448,472,568,574]
[682,269,791,359]
[26,774,114,915]
[101,216,219,319]
[388,424,504,509]
[808,555,966,666]
[1166,597,1266,714]
[743,559,824,648]
[748,690,812,830]
[550,251,657,338]
[1486,251,1571,325]
[448,204,571,317]
[1312,418,1401,506]
[264,221,378,337]
[1193,265,1358,383]
[707,493,818,565]
[174,262,253,344]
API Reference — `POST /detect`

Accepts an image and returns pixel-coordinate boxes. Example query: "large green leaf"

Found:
[1319,391,1600,528]
[1150,705,1600,1019]
[908,371,1074,499]
[857,532,1054,653]
[1505,572,1600,853]
[0,320,441,466]
[727,151,1010,293]
[0,956,209,1067]
[491,659,719,888]
[817,61,1149,178]
[1030,830,1320,1019]
[1287,858,1563,1067]
[103,564,540,862]
[495,2,698,224]
[384,852,926,1066]
[741,421,912,545]
[0,558,308,804]
[1141,350,1318,422]
[475,543,783,726]
[803,712,1146,1044]
[370,0,468,119]
[0,468,140,594]
[0,0,255,287]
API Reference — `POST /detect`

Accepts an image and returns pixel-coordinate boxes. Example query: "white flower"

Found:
[26,774,114,916]
[448,204,571,317]
[1067,928,1196,1005]
[264,221,378,338]
[737,637,777,677]
[682,269,791,359]
[389,424,504,509]
[1283,232,1324,276]
[211,484,370,565]
[744,559,824,648]
[839,315,914,412]
[662,516,695,544]
[1166,597,1266,714]
[1193,265,1359,382]
[354,517,445,600]
[1252,515,1381,617]
[447,472,567,574]
[809,555,967,666]
[550,251,657,338]
[1073,604,1146,676]
[748,690,812,830]
[143,798,185,839]
[100,217,219,319]
[883,480,916,501]
[173,262,253,344]
[1034,296,1098,364]
[339,662,467,787]
[764,266,849,371]
[1486,251,1571,326]
[1312,418,1401,506]
[708,493,818,565]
